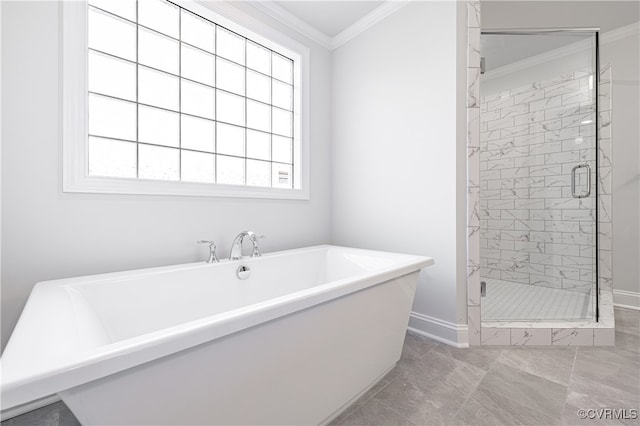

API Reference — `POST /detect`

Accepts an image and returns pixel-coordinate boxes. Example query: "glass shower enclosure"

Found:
[478,30,599,322]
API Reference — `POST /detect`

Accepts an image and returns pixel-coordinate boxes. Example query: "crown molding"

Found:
[482,38,590,81]
[331,0,411,50]
[247,0,411,51]
[600,21,640,44]
[483,21,639,81]
[247,0,332,49]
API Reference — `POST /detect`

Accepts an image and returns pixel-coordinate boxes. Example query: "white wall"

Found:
[600,32,640,304]
[481,1,640,306]
[0,1,332,351]
[331,2,466,340]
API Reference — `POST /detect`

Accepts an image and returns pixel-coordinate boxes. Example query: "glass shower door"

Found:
[478,31,598,322]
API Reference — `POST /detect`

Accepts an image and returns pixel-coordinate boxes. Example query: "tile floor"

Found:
[2,308,638,426]
[332,307,639,426]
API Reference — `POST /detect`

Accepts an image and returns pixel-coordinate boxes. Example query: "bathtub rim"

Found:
[0,245,433,410]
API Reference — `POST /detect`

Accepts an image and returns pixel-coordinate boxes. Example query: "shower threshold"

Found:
[480,278,615,346]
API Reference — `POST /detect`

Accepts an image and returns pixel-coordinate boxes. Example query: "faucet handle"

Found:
[197,240,219,263]
[249,234,264,257]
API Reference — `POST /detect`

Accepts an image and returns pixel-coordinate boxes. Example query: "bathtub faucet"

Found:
[229,231,262,260]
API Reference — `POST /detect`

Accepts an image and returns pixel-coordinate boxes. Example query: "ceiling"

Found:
[273,1,384,37]
[252,1,638,53]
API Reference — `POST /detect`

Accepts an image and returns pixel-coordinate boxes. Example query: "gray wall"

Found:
[331,1,467,337]
[481,1,640,33]
[600,33,640,305]
[481,1,640,305]
[0,1,332,351]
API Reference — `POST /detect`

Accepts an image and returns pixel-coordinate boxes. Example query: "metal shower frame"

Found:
[480,28,601,321]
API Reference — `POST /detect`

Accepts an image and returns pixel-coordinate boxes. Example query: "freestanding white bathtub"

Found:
[1,245,433,425]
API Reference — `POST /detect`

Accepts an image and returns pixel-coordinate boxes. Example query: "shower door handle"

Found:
[571,163,591,198]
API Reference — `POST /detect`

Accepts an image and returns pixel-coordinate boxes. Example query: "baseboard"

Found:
[0,394,61,421]
[613,289,640,311]
[408,312,469,348]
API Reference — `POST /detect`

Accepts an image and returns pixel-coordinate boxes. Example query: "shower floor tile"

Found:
[481,279,592,321]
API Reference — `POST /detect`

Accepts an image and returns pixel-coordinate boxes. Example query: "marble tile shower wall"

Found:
[466,0,481,346]
[479,72,597,295]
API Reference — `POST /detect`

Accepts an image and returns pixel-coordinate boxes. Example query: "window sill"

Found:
[63,174,310,200]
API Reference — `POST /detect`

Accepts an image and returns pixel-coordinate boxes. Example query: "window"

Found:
[63,0,309,199]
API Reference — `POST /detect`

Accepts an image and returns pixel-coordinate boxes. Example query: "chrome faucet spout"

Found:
[229,231,262,260]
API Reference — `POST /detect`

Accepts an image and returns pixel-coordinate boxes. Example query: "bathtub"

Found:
[1,245,433,425]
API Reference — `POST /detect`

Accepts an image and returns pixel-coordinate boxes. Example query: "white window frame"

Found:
[62,0,310,200]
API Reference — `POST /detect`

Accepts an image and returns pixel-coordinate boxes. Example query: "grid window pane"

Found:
[138,0,179,39]
[139,144,180,181]
[247,41,270,75]
[247,100,271,133]
[89,94,136,140]
[138,66,179,110]
[272,80,293,111]
[88,0,136,21]
[272,162,292,188]
[272,135,292,164]
[89,137,137,178]
[139,105,179,147]
[247,159,271,187]
[88,8,136,61]
[246,130,270,161]
[217,27,245,65]
[272,53,293,84]
[217,123,245,157]
[138,27,179,75]
[217,155,245,185]
[86,1,297,190]
[181,44,215,86]
[247,70,270,104]
[272,108,292,137]
[181,150,215,183]
[181,80,215,119]
[88,50,136,101]
[216,57,245,96]
[181,10,215,53]
[181,115,215,152]
[216,90,245,126]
